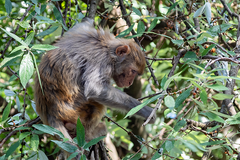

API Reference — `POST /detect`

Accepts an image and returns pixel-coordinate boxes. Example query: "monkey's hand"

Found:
[136,105,156,124]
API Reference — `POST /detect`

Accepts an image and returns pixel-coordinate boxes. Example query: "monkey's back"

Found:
[35,47,106,130]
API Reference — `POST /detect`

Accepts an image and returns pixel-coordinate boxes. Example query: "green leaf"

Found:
[40,4,47,13]
[19,53,34,87]
[220,23,232,33]
[53,6,63,22]
[31,44,58,51]
[181,140,202,152]
[67,152,79,160]
[206,84,229,91]
[14,126,32,131]
[171,39,184,46]
[27,152,37,160]
[0,16,7,20]
[116,24,135,38]
[4,89,15,96]
[19,132,31,140]
[80,155,87,160]
[201,44,216,56]
[83,136,105,149]
[193,4,205,18]
[164,95,175,109]
[8,74,18,82]
[212,93,234,100]
[228,51,235,56]
[31,0,38,4]
[33,124,64,138]
[10,45,26,54]
[17,21,31,28]
[167,2,178,15]
[210,111,233,119]
[200,90,207,105]
[175,89,191,108]
[192,98,205,110]
[160,75,167,89]
[165,141,173,152]
[0,155,6,160]
[174,119,186,132]
[51,140,77,153]
[205,2,211,24]
[38,150,49,160]
[191,81,203,90]
[2,102,11,121]
[76,118,85,147]
[207,125,221,133]
[200,140,225,146]
[151,152,161,160]
[25,32,35,46]
[48,147,61,156]
[6,141,21,158]
[124,93,164,118]
[163,72,181,90]
[0,27,28,46]
[122,153,142,160]
[5,0,12,14]
[35,6,40,15]
[137,21,145,36]
[31,134,39,151]
[207,23,232,37]
[164,109,171,117]
[184,51,197,59]
[0,50,24,68]
[36,26,59,37]
[132,7,142,16]
[201,112,225,123]
[35,16,55,23]
[148,19,158,32]
[31,54,44,95]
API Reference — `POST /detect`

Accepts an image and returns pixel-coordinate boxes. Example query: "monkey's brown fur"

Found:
[34,21,155,145]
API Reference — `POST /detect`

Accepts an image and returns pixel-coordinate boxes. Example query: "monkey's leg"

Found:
[87,122,107,142]
[49,118,82,159]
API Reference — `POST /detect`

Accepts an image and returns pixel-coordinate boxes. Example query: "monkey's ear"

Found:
[116,45,130,57]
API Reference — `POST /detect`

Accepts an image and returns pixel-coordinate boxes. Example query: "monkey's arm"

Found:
[85,85,156,123]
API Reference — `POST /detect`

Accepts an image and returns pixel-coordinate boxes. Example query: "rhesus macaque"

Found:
[34,21,156,146]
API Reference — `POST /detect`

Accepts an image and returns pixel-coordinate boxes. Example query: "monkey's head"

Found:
[112,41,146,88]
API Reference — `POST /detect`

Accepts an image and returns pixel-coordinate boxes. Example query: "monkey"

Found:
[34,20,156,151]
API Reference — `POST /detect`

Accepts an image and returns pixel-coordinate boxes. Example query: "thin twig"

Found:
[220,0,240,38]
[158,101,191,139]
[0,117,41,148]
[146,57,173,61]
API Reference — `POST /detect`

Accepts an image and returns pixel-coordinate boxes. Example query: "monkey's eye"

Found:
[132,70,137,74]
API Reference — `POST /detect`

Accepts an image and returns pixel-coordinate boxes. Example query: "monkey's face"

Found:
[112,43,146,88]
[113,67,138,88]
